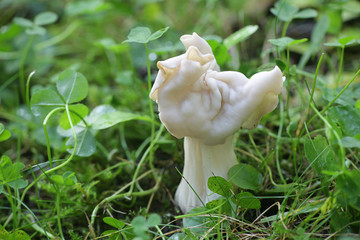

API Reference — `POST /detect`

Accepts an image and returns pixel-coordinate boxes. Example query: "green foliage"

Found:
[268,37,308,47]
[207,40,230,66]
[183,207,213,236]
[233,191,261,210]
[0,123,11,142]
[60,104,88,130]
[270,1,317,22]
[0,155,28,192]
[87,105,146,130]
[207,176,233,197]
[131,214,162,240]
[13,11,57,35]
[328,106,360,137]
[1,0,360,238]
[228,163,263,191]
[123,26,169,44]
[325,36,358,48]
[0,224,31,240]
[66,128,96,157]
[56,70,88,104]
[304,135,338,178]
[223,25,258,49]
[51,171,77,186]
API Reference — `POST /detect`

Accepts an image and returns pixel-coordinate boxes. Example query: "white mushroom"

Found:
[150,32,284,213]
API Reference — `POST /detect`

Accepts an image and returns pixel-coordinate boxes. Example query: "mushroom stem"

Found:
[175,136,237,213]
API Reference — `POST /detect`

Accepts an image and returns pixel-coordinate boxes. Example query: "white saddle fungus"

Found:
[150,32,284,213]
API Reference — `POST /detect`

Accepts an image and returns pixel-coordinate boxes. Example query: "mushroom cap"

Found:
[151,33,284,145]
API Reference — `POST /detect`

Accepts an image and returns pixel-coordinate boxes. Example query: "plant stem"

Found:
[56,188,65,240]
[16,133,21,162]
[43,107,66,168]
[26,71,36,109]
[335,46,344,94]
[144,43,156,169]
[5,184,17,228]
[0,73,18,93]
[307,53,324,117]
[275,94,286,184]
[285,46,290,118]
[128,125,164,194]
[20,104,77,204]
[19,35,34,103]
[301,68,360,139]
[90,170,161,225]
[310,103,345,169]
[281,21,290,38]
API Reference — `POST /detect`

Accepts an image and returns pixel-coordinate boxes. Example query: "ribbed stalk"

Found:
[175,136,237,213]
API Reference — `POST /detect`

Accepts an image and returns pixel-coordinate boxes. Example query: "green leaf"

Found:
[205,197,232,214]
[328,106,360,137]
[207,176,233,197]
[0,156,28,190]
[26,25,46,35]
[330,209,352,232]
[269,37,294,47]
[207,40,230,66]
[34,12,58,26]
[206,198,225,209]
[223,25,258,49]
[0,129,11,142]
[304,135,339,177]
[269,37,307,47]
[103,217,125,229]
[336,170,360,209]
[234,191,261,209]
[131,216,148,232]
[60,104,88,129]
[148,27,169,42]
[123,27,151,44]
[8,179,28,189]
[183,207,212,235]
[63,171,77,186]
[228,163,263,191]
[9,229,31,240]
[66,128,96,157]
[293,9,317,19]
[147,214,161,227]
[338,36,356,46]
[0,123,4,135]
[56,70,88,104]
[275,59,286,71]
[51,175,64,185]
[123,26,169,44]
[325,36,356,48]
[13,17,33,28]
[341,137,360,149]
[288,38,308,46]
[88,105,143,130]
[355,99,360,109]
[30,88,64,121]
[270,1,298,22]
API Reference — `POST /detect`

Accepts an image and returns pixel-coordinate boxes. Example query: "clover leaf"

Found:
[123,26,169,44]
[0,155,28,192]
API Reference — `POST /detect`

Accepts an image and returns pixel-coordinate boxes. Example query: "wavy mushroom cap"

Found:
[151,33,284,145]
